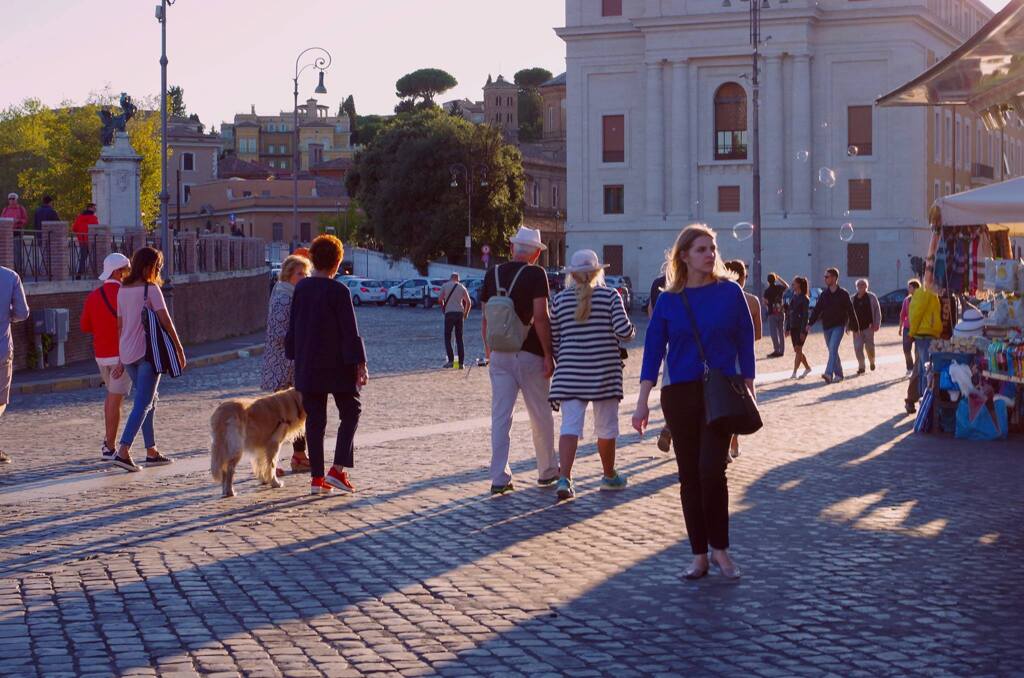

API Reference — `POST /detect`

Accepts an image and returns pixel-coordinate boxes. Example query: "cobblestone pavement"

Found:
[0,307,1020,677]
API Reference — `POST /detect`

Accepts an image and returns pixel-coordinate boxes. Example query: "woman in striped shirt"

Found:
[549,249,636,500]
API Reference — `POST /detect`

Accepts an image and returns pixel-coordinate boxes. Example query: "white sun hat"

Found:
[565,249,610,274]
[508,225,547,251]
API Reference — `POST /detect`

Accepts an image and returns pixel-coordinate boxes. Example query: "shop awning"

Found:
[876,0,1024,120]
[932,176,1024,234]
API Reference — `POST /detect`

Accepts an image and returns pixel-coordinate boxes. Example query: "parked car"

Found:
[783,286,824,314]
[546,268,566,293]
[342,278,388,306]
[878,288,908,323]
[387,278,444,308]
[464,278,484,307]
[605,275,634,311]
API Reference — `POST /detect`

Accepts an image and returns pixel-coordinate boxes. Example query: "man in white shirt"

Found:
[437,272,471,368]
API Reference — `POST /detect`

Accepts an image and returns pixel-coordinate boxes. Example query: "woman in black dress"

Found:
[786,276,812,379]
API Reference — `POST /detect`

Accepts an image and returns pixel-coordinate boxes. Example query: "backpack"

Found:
[142,283,183,378]
[484,264,531,352]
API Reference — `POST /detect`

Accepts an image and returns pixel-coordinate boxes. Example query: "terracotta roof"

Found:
[310,157,354,171]
[218,155,282,179]
[540,72,566,88]
[518,143,566,165]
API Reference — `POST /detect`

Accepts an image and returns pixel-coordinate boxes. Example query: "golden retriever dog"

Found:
[210,388,306,497]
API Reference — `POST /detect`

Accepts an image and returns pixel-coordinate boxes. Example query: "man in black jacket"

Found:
[807,267,859,384]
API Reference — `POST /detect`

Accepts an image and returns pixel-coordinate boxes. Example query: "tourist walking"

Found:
[285,235,367,496]
[905,283,942,414]
[111,247,186,471]
[763,272,788,357]
[80,253,132,460]
[807,267,858,384]
[898,279,920,376]
[480,226,559,494]
[851,278,882,374]
[2,193,28,274]
[632,224,755,580]
[71,203,98,279]
[438,272,471,368]
[723,260,762,461]
[549,249,635,500]
[0,264,30,464]
[647,272,673,453]
[32,195,59,228]
[261,254,312,474]
[786,276,813,378]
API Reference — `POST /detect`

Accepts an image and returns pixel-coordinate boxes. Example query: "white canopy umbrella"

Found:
[931,177,1024,235]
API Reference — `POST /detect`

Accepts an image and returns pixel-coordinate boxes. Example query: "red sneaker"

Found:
[325,467,355,493]
[310,477,333,496]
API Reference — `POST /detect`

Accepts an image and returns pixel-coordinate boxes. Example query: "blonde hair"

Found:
[664,224,736,293]
[279,254,311,282]
[566,269,604,322]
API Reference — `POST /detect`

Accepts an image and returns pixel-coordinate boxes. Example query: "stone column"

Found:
[199,235,214,272]
[0,218,12,270]
[670,60,690,216]
[42,221,70,282]
[765,55,785,214]
[791,54,812,214]
[688,60,700,218]
[91,226,112,272]
[124,227,146,258]
[181,230,197,273]
[645,60,665,215]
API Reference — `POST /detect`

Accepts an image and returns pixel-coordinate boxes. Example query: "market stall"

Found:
[912,182,1024,440]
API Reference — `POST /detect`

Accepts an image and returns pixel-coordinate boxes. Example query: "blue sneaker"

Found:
[600,471,628,491]
[555,477,575,501]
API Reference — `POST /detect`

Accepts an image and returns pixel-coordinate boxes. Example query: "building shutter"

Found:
[847,243,869,277]
[848,179,872,210]
[847,106,872,155]
[602,0,623,16]
[603,245,623,275]
[602,115,625,163]
[718,186,740,212]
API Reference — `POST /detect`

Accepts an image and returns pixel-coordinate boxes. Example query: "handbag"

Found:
[142,283,183,378]
[679,288,763,435]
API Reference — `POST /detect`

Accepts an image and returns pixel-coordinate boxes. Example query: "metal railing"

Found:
[68,234,100,280]
[14,230,52,283]
[971,162,995,179]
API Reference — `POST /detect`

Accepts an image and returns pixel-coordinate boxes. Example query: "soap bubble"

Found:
[818,167,837,188]
[839,222,855,242]
[847,145,859,156]
[732,222,754,242]
[821,120,830,129]
[843,209,851,217]
[795,150,810,162]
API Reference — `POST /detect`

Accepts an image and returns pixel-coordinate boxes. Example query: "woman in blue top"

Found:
[632,224,756,580]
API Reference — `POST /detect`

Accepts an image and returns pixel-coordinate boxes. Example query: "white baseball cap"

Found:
[99,252,131,281]
[7,193,17,200]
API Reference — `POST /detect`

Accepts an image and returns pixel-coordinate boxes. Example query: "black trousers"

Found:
[444,312,465,363]
[301,391,361,478]
[661,381,732,554]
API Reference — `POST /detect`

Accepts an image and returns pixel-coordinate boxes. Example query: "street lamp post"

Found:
[156,0,175,308]
[292,47,331,245]
[449,163,488,267]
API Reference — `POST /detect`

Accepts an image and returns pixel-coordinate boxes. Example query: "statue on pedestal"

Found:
[97,93,137,146]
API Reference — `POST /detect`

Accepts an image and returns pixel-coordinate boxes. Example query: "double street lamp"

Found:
[156,0,175,307]
[722,0,781,292]
[292,47,331,245]
[449,163,488,268]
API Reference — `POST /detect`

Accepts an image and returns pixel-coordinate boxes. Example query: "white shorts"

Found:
[98,362,132,395]
[559,398,620,440]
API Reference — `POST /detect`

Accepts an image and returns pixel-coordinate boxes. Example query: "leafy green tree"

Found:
[394,68,458,113]
[318,199,368,246]
[347,109,523,272]
[514,67,553,142]
[168,85,187,117]
[341,95,356,129]
[353,114,389,147]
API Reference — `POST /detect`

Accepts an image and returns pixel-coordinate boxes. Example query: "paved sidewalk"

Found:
[0,311,1019,677]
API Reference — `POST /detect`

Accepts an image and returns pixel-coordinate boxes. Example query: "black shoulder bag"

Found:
[678,288,762,436]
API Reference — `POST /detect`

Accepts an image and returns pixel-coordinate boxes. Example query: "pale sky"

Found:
[1,0,1012,128]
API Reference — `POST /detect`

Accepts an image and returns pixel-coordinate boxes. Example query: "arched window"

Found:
[714,83,748,160]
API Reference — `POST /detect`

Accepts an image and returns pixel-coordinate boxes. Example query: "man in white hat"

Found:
[80,252,133,459]
[480,226,559,494]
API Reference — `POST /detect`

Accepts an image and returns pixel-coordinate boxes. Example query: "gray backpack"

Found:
[484,264,531,352]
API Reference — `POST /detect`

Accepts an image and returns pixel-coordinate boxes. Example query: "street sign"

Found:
[481,244,491,255]
[465,236,472,249]
[229,213,236,225]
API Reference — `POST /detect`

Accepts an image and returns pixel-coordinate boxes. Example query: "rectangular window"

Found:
[718,186,740,212]
[603,245,624,275]
[532,182,539,207]
[934,110,941,162]
[848,179,872,210]
[945,112,952,165]
[602,115,625,163]
[965,119,971,168]
[300,223,311,242]
[603,185,624,214]
[602,0,622,16]
[182,152,195,171]
[933,180,940,203]
[847,106,872,156]
[272,223,284,242]
[847,243,869,277]
[183,185,191,204]
[551,184,559,208]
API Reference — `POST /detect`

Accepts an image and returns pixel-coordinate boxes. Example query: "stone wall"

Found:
[10,270,268,373]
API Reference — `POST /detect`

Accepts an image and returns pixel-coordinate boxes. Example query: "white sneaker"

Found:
[101,441,116,461]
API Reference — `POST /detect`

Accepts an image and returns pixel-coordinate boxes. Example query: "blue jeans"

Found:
[823,326,845,379]
[120,360,161,449]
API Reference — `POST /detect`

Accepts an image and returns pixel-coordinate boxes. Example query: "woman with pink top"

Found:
[110,247,186,471]
[898,279,920,377]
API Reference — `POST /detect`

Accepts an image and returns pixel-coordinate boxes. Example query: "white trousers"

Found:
[488,351,558,486]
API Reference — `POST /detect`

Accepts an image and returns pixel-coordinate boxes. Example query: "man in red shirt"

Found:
[81,252,131,459]
[71,203,99,280]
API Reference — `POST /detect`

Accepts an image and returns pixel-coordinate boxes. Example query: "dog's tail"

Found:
[210,401,247,481]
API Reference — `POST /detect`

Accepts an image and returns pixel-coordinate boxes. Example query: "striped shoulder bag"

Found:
[143,283,183,378]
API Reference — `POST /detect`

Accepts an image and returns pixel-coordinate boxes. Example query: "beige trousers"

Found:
[488,351,558,486]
